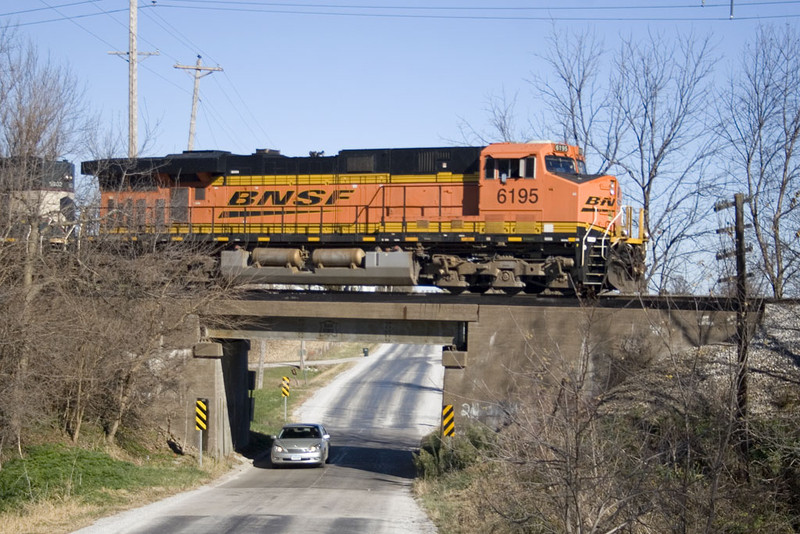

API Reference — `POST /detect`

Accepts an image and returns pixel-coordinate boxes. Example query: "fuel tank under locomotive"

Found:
[220,248,419,286]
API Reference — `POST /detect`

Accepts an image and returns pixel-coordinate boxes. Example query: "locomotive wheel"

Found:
[501,286,524,295]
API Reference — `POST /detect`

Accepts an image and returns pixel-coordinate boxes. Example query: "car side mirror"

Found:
[323,434,330,440]
[270,435,277,440]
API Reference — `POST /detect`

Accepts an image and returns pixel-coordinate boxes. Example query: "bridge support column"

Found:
[189,340,251,459]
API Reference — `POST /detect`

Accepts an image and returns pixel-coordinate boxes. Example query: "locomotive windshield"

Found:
[484,156,536,180]
[545,155,586,174]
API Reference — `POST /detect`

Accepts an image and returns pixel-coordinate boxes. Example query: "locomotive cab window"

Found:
[521,156,536,178]
[485,157,536,180]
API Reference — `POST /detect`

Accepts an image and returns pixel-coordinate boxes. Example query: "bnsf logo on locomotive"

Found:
[220,189,356,219]
[228,189,355,207]
[582,196,616,212]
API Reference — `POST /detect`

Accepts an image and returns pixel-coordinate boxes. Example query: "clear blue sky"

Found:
[6,1,800,160]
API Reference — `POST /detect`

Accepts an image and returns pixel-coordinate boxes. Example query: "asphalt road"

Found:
[74,343,443,534]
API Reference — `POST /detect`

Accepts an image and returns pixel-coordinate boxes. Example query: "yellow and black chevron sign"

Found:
[442,404,455,437]
[195,398,208,431]
[281,376,290,397]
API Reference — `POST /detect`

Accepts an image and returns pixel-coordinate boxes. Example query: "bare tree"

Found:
[0,25,88,456]
[454,88,532,145]
[531,28,615,174]
[531,29,719,293]
[717,24,800,299]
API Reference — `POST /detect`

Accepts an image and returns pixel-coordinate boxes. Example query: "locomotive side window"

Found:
[485,157,495,179]
[522,157,536,178]
[485,157,529,180]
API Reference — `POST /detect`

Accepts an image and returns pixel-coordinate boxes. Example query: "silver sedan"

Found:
[270,423,331,467]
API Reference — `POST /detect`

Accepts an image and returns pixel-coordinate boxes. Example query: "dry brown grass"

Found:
[0,452,238,534]
[0,486,194,534]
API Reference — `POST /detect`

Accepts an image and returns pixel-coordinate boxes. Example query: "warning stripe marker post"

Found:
[195,398,208,467]
[281,376,290,422]
[442,404,455,437]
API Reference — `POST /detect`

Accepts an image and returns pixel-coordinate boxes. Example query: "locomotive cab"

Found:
[470,142,644,293]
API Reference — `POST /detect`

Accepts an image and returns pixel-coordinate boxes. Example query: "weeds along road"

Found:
[74,344,443,534]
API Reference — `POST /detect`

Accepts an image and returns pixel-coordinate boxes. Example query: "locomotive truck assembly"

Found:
[81,141,647,294]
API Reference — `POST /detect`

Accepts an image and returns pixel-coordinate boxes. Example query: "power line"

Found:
[210,73,275,149]
[0,0,100,17]
[19,0,800,25]
[140,6,271,147]
[30,0,122,49]
[159,0,800,12]
[142,7,217,63]
[143,1,800,22]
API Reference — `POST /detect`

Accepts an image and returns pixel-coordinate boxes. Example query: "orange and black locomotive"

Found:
[81,141,647,294]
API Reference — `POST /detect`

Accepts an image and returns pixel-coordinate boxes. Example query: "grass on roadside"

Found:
[248,342,371,449]
[0,442,214,534]
[0,443,204,513]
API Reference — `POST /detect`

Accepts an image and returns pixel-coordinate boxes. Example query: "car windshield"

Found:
[280,426,321,439]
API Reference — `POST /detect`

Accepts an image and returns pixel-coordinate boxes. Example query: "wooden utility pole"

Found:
[174,56,222,151]
[733,193,749,436]
[108,0,158,158]
[715,192,751,467]
[127,0,137,158]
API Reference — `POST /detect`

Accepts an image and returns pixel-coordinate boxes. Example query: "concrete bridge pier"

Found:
[441,303,738,430]
[183,340,251,459]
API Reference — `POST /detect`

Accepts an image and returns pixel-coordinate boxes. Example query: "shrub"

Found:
[414,424,495,479]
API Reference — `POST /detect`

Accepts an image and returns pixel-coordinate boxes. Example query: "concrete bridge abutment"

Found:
[441,302,737,430]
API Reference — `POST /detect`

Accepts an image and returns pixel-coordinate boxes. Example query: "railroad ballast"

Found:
[81,141,647,294]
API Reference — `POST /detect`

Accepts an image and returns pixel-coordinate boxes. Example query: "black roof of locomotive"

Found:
[81,146,483,182]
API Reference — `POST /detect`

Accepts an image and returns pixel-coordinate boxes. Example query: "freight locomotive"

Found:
[81,141,647,294]
[1,158,76,246]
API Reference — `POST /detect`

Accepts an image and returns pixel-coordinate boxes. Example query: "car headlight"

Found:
[310,444,320,452]
[273,445,284,453]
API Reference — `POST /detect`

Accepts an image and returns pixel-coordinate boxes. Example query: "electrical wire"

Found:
[0,1,100,17]
[141,5,272,149]
[158,0,800,12]
[17,0,800,24]
[146,3,800,22]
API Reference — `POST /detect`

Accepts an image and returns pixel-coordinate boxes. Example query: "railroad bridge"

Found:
[171,293,741,458]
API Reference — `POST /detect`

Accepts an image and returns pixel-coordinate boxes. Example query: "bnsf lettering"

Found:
[228,191,259,206]
[227,189,355,207]
[295,190,326,206]
[257,190,293,206]
[585,196,616,207]
[325,190,354,205]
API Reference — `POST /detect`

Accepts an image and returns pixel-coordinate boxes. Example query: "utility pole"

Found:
[174,56,222,151]
[108,0,158,158]
[714,192,751,468]
[733,193,749,443]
